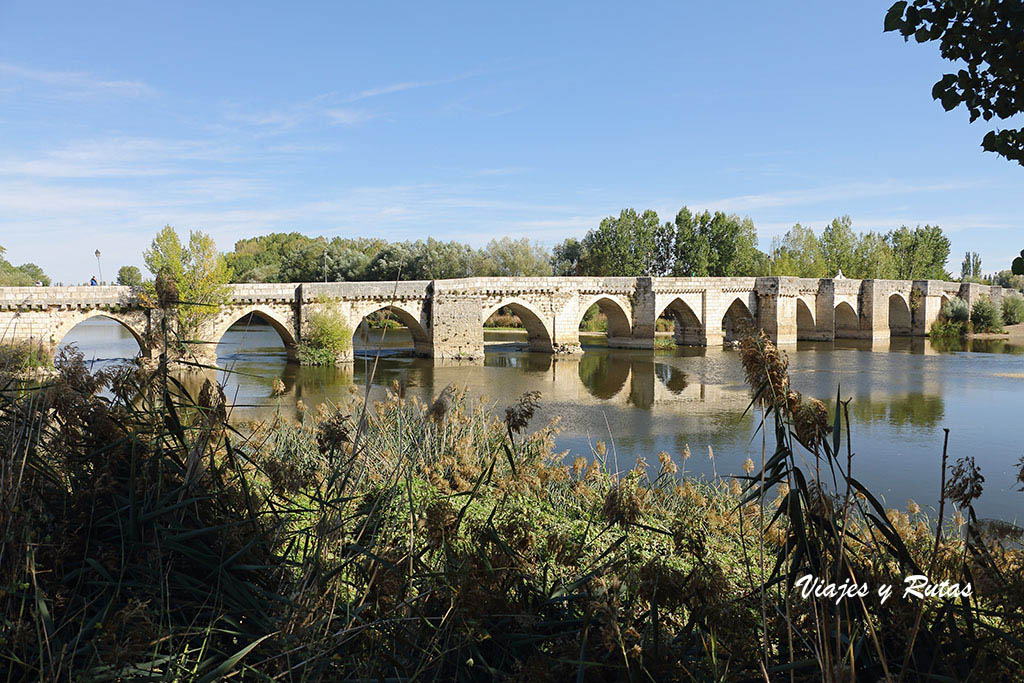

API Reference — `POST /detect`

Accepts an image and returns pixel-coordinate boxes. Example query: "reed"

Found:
[1,331,1021,680]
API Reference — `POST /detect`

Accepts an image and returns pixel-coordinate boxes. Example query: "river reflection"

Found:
[60,318,1024,522]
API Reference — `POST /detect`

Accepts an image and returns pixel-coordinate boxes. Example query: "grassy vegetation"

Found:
[930,297,971,339]
[970,296,1004,333]
[1,335,1022,680]
[297,298,352,366]
[1001,295,1024,326]
[484,309,524,329]
[0,340,50,372]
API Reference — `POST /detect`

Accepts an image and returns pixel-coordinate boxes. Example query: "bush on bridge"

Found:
[1002,295,1024,326]
[970,296,1003,333]
[298,298,351,365]
[931,297,970,338]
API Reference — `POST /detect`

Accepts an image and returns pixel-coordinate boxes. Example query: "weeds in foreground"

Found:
[0,334,1021,680]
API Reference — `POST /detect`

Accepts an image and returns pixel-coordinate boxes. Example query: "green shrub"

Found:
[297,344,342,366]
[929,318,965,339]
[298,299,352,365]
[578,304,607,332]
[1001,295,1024,326]
[970,296,1003,332]
[940,297,969,324]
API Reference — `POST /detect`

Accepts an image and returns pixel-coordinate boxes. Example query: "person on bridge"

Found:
[90,276,98,286]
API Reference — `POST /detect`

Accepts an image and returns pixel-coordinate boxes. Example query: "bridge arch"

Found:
[658,297,703,346]
[577,294,632,340]
[722,297,755,342]
[52,311,147,359]
[352,303,431,356]
[888,293,912,336]
[213,306,298,358]
[483,298,554,352]
[834,301,859,338]
[796,298,816,340]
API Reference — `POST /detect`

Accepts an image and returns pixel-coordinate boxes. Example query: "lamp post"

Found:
[94,249,103,284]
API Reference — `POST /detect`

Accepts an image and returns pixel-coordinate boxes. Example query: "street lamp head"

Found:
[95,249,101,259]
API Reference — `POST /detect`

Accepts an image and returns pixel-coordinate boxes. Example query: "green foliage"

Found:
[218,215,954,284]
[4,345,1024,679]
[885,0,1024,165]
[941,296,969,324]
[769,223,827,277]
[1000,296,1024,326]
[887,224,950,280]
[0,244,50,286]
[116,265,142,286]
[850,230,897,278]
[960,251,982,281]
[298,299,352,365]
[767,220,951,280]
[819,215,857,276]
[670,208,766,276]
[578,208,665,276]
[1012,249,1024,276]
[478,237,552,276]
[578,303,607,332]
[994,269,1024,291]
[970,296,1003,333]
[929,318,964,340]
[551,237,583,275]
[142,225,233,345]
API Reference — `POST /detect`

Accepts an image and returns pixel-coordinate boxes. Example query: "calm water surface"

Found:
[62,318,1024,523]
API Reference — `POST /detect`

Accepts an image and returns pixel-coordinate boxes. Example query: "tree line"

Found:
[219,208,966,284]
[0,245,49,286]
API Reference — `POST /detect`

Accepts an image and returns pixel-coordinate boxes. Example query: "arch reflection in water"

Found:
[201,316,1023,521]
[577,351,631,399]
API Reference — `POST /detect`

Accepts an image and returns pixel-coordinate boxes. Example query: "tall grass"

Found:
[1,333,1021,680]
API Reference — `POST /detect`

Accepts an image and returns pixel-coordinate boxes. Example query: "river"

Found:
[61,317,1024,523]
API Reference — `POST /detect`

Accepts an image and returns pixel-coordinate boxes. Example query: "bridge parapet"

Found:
[0,285,140,310]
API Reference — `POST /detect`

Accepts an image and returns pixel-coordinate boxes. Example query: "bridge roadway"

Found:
[1,276,1019,363]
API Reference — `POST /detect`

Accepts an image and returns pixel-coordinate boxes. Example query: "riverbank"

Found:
[3,339,1022,680]
[971,321,1024,340]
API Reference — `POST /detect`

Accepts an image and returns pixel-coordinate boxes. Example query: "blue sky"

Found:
[1,1,1021,283]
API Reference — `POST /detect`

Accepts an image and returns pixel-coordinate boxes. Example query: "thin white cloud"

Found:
[689,180,989,213]
[226,96,375,130]
[0,137,242,178]
[345,71,480,102]
[0,62,154,98]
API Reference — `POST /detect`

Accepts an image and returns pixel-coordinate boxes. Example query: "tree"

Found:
[769,224,826,277]
[551,238,583,276]
[143,225,233,349]
[670,208,765,277]
[0,244,51,286]
[116,265,142,286]
[887,225,950,280]
[480,237,552,277]
[885,1,1024,165]
[850,231,897,279]
[579,209,663,276]
[1013,249,1024,276]
[960,251,982,281]
[819,216,857,277]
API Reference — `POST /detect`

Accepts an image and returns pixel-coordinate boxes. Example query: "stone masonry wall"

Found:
[1,277,1015,364]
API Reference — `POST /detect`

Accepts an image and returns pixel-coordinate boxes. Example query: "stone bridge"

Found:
[1,276,1019,363]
